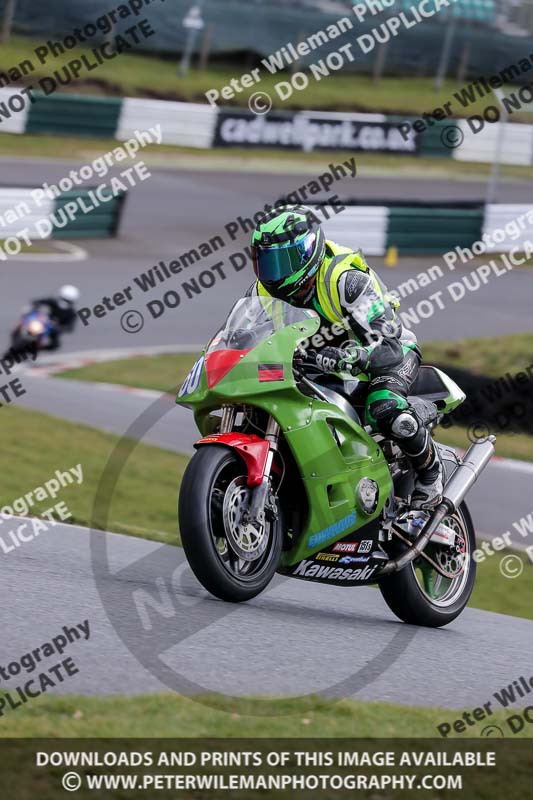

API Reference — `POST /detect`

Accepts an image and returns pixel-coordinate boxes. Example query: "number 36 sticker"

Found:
[178,356,204,397]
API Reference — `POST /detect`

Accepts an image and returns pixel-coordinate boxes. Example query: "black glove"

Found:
[315,346,367,374]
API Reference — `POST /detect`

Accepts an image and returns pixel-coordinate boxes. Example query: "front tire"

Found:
[378,502,476,627]
[179,446,282,602]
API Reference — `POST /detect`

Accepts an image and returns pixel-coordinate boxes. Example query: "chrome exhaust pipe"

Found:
[441,436,496,510]
[379,504,450,575]
[378,436,496,577]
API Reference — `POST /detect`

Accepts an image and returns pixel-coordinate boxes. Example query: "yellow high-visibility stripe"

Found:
[256,242,399,324]
[316,248,369,325]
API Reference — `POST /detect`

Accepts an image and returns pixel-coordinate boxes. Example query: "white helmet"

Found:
[59,285,80,303]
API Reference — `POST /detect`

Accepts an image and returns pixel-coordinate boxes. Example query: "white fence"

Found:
[314,206,389,256]
[483,204,533,251]
[0,189,54,237]
[454,120,533,166]
[116,99,218,149]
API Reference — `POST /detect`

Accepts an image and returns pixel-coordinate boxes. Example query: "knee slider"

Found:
[391,410,420,439]
[368,399,398,421]
[368,398,400,431]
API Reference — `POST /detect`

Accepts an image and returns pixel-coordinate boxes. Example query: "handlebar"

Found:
[293,347,318,372]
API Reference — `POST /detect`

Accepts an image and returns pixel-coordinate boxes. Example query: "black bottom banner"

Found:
[0,738,531,799]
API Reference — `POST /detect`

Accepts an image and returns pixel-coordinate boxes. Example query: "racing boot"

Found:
[411,438,444,510]
[387,408,444,510]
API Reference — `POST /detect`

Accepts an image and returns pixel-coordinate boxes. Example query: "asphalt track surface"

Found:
[1,159,533,350]
[2,518,533,708]
[3,158,533,707]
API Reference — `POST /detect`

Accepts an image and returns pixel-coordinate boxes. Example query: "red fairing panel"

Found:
[194,433,270,487]
[204,349,250,389]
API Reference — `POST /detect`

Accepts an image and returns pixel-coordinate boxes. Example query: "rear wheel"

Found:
[179,446,282,602]
[378,502,476,627]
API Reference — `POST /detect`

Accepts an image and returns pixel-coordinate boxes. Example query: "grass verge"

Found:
[423,332,533,461]
[469,544,532,620]
[0,692,530,738]
[434,425,533,463]
[3,36,533,120]
[0,405,186,545]
[60,352,196,393]
[422,333,533,379]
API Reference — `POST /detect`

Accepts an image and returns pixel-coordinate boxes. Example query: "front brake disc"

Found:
[222,476,269,562]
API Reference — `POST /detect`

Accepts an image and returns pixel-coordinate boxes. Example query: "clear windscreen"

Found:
[206,296,317,353]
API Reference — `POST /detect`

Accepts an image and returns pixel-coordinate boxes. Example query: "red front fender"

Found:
[194,433,270,487]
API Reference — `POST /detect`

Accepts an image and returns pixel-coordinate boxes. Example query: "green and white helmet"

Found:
[251,205,326,304]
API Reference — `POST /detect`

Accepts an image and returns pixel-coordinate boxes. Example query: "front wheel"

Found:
[178,446,282,602]
[10,332,29,354]
[378,502,476,627]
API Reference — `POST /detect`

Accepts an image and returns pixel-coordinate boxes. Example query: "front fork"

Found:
[247,416,280,527]
[220,407,280,530]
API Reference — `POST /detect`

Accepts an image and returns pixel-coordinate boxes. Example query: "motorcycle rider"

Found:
[248,205,443,510]
[27,285,80,350]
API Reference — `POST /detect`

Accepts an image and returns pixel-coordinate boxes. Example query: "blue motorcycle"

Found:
[9,307,58,358]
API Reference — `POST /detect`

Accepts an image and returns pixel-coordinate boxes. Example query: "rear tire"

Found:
[378,502,476,627]
[179,446,282,603]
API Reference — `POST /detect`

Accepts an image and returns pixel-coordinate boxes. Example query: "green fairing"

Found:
[177,315,392,567]
[433,367,466,412]
[176,303,464,569]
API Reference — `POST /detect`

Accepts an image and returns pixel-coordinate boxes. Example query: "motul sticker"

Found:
[333,542,359,553]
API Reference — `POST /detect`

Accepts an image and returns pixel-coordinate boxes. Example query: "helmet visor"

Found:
[252,233,317,283]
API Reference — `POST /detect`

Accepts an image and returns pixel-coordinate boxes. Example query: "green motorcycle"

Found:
[177,296,495,627]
